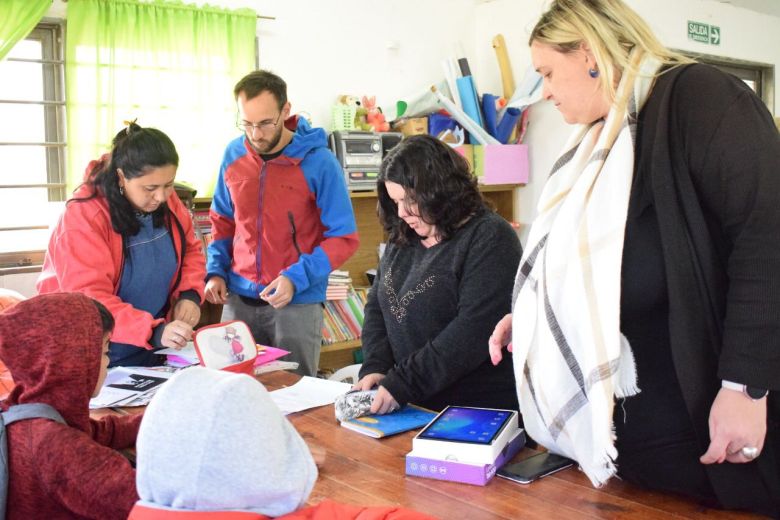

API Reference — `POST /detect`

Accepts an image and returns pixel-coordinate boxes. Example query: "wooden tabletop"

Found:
[96,370,767,519]
[258,371,768,520]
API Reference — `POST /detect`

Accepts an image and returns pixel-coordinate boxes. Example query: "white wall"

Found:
[249,0,479,127]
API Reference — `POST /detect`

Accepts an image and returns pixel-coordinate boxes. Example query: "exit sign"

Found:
[688,21,721,45]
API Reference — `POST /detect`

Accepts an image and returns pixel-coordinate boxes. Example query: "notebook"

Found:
[340,404,437,438]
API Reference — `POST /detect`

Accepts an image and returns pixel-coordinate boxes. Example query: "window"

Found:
[679,50,775,113]
[0,23,65,270]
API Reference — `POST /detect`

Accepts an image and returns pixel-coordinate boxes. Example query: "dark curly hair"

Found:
[377,134,485,246]
[70,123,179,237]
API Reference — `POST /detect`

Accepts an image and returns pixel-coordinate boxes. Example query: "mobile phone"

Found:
[496,452,574,484]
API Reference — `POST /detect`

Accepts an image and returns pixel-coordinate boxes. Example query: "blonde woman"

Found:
[489,0,779,515]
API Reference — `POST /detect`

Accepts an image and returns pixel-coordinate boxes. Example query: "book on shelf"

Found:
[321,286,369,345]
[192,209,212,234]
[192,209,213,254]
[325,286,349,300]
[326,269,352,300]
[340,404,437,438]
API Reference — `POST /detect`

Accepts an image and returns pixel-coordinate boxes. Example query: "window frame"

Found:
[677,49,775,113]
[0,22,66,272]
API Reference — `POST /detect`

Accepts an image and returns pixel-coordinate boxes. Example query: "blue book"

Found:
[340,404,437,438]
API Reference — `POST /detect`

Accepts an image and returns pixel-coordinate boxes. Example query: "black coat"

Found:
[638,63,780,512]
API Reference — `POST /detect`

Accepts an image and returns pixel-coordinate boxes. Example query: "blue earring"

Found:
[588,67,600,78]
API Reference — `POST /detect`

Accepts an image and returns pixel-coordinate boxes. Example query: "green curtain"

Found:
[65,0,256,196]
[0,0,51,61]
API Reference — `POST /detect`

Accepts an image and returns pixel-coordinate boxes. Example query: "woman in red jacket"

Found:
[0,293,142,519]
[37,123,206,367]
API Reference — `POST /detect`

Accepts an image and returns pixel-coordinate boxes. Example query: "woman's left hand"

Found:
[173,299,201,327]
[700,387,767,464]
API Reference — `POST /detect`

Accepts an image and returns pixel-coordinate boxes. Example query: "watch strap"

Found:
[722,380,768,400]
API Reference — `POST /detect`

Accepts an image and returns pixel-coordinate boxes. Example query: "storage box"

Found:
[405,429,526,486]
[456,144,528,185]
[392,117,428,137]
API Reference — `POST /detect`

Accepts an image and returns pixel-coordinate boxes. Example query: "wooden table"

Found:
[259,371,768,520]
[98,370,768,519]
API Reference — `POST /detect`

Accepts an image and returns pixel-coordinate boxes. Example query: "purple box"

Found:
[405,429,526,486]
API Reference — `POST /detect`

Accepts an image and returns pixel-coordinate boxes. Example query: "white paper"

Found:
[89,366,175,409]
[157,342,199,364]
[270,376,351,415]
[254,360,299,375]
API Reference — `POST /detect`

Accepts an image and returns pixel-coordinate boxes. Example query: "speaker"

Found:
[380,132,404,158]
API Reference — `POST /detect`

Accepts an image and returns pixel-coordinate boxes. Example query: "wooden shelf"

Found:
[321,339,362,352]
[319,339,361,372]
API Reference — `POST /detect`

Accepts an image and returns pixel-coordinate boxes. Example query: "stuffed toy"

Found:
[362,95,390,132]
[336,95,372,131]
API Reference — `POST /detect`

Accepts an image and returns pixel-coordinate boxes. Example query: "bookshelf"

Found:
[192,183,522,372]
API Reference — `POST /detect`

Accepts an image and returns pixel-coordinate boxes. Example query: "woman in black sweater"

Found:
[355,135,521,414]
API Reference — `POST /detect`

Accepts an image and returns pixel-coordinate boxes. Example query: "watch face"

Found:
[746,386,769,399]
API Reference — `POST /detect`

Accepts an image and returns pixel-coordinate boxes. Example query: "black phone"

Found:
[496,452,574,484]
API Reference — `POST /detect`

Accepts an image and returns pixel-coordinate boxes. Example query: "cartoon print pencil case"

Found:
[193,320,257,375]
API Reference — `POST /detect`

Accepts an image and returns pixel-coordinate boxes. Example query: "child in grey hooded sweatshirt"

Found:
[129,367,435,519]
[129,366,317,518]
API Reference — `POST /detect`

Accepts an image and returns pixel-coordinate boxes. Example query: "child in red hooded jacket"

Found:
[0,293,142,519]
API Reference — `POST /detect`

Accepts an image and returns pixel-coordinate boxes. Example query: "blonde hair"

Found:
[530,0,694,102]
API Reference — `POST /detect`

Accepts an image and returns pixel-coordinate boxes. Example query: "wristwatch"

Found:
[722,380,769,400]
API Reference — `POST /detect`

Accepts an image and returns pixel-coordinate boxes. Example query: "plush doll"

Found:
[336,95,372,131]
[362,95,390,132]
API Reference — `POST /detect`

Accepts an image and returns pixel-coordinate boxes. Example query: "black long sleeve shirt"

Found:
[360,209,521,412]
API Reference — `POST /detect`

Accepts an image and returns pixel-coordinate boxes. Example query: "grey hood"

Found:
[135,367,317,515]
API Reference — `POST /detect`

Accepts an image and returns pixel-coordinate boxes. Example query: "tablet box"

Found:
[405,429,526,486]
[411,407,520,464]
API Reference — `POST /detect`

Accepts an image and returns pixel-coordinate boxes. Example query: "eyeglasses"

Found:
[237,111,283,135]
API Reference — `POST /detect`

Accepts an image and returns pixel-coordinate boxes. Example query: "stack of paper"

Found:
[89,367,175,409]
[269,376,351,415]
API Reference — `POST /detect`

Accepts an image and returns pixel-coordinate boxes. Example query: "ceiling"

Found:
[714,0,780,17]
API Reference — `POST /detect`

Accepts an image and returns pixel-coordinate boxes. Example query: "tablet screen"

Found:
[417,406,512,445]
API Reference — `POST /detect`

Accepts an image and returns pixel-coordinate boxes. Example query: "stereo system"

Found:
[329,131,403,190]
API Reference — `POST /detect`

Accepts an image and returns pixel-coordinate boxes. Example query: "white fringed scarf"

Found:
[511,51,661,486]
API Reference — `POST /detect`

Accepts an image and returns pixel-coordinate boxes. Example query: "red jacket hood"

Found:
[0,293,103,433]
[129,499,438,520]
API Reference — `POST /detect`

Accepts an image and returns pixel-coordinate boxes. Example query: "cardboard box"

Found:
[405,429,526,486]
[456,144,528,185]
[392,117,428,137]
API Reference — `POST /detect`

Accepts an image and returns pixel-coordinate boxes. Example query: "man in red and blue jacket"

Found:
[205,70,358,376]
